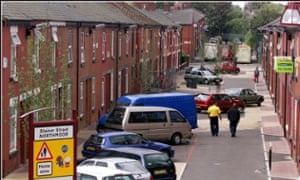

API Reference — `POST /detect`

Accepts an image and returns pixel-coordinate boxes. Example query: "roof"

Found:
[96,131,136,137]
[119,92,193,99]
[164,8,205,25]
[116,106,178,111]
[112,3,159,26]
[77,165,132,177]
[2,2,136,24]
[80,157,140,164]
[138,8,180,27]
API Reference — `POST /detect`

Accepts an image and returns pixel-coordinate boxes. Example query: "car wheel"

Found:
[257,101,261,106]
[171,133,182,145]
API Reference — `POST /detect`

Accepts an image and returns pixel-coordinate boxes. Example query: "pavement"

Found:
[3,65,300,180]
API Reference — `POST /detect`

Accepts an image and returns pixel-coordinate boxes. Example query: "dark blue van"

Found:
[116,92,198,129]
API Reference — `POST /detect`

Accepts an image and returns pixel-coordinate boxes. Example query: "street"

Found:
[172,62,269,180]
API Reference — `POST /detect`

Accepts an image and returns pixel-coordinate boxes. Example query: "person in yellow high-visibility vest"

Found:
[207,103,222,136]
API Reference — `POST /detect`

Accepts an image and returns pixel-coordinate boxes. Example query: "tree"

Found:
[193,2,233,37]
[245,2,284,49]
[10,26,71,122]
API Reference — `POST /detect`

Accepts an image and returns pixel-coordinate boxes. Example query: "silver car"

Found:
[78,157,152,180]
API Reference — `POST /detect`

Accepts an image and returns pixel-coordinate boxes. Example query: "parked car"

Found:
[194,93,245,113]
[184,69,223,85]
[224,88,264,106]
[78,157,152,180]
[214,61,240,74]
[90,147,177,180]
[104,106,192,145]
[81,131,175,158]
[185,66,217,75]
[77,164,135,180]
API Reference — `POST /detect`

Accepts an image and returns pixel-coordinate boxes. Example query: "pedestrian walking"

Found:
[254,66,260,83]
[227,103,241,137]
[207,103,222,136]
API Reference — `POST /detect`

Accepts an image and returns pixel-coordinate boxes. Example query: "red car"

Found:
[194,93,245,113]
[215,61,240,74]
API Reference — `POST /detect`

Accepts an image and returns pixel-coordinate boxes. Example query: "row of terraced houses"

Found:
[2,1,300,177]
[1,2,205,176]
[257,2,300,174]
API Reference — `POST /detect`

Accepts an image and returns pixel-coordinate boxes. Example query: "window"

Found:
[146,29,150,53]
[52,26,58,42]
[101,77,105,107]
[111,31,115,58]
[10,26,20,80]
[9,97,18,153]
[131,30,135,57]
[80,31,85,64]
[128,111,167,123]
[92,76,95,111]
[126,31,129,56]
[140,28,144,51]
[92,29,97,62]
[118,31,122,58]
[68,29,73,64]
[51,27,58,68]
[80,81,84,118]
[170,111,186,123]
[110,72,114,101]
[34,29,44,73]
[102,31,106,61]
[118,71,121,97]
[125,68,128,94]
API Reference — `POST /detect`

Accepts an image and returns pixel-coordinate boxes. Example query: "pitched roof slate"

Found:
[164,8,205,25]
[2,2,136,24]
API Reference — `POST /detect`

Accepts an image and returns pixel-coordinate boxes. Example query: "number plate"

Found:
[87,146,95,151]
[154,169,167,175]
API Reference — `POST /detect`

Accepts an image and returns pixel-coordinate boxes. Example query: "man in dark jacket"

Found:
[227,103,240,137]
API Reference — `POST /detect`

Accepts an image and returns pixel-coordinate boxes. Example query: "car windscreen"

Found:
[86,135,104,145]
[196,94,209,100]
[116,161,148,173]
[225,89,240,96]
[106,108,125,125]
[144,153,172,168]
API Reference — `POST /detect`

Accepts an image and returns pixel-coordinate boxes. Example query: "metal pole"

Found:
[268,142,272,170]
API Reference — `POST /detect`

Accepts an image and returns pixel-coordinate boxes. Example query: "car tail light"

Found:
[150,175,154,180]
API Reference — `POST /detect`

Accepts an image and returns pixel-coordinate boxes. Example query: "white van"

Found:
[104,106,193,145]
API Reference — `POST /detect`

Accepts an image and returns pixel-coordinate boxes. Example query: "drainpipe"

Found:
[115,24,120,103]
[76,23,80,120]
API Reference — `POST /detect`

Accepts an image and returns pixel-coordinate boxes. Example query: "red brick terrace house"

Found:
[1,2,186,176]
[258,2,300,173]
[133,2,206,67]
[164,8,205,66]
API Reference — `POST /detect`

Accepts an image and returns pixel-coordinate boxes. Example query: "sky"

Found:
[232,1,288,9]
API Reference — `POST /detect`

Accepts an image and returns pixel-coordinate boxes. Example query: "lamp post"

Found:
[279,2,300,137]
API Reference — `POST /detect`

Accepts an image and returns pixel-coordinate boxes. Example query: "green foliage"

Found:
[193,2,284,51]
[193,2,233,37]
[11,30,71,122]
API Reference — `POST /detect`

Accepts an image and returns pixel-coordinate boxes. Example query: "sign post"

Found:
[25,107,77,180]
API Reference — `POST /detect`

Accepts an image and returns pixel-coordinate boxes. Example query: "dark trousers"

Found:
[229,121,238,136]
[209,116,219,136]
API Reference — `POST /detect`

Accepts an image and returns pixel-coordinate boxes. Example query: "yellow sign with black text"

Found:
[274,56,294,73]
[33,125,74,179]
